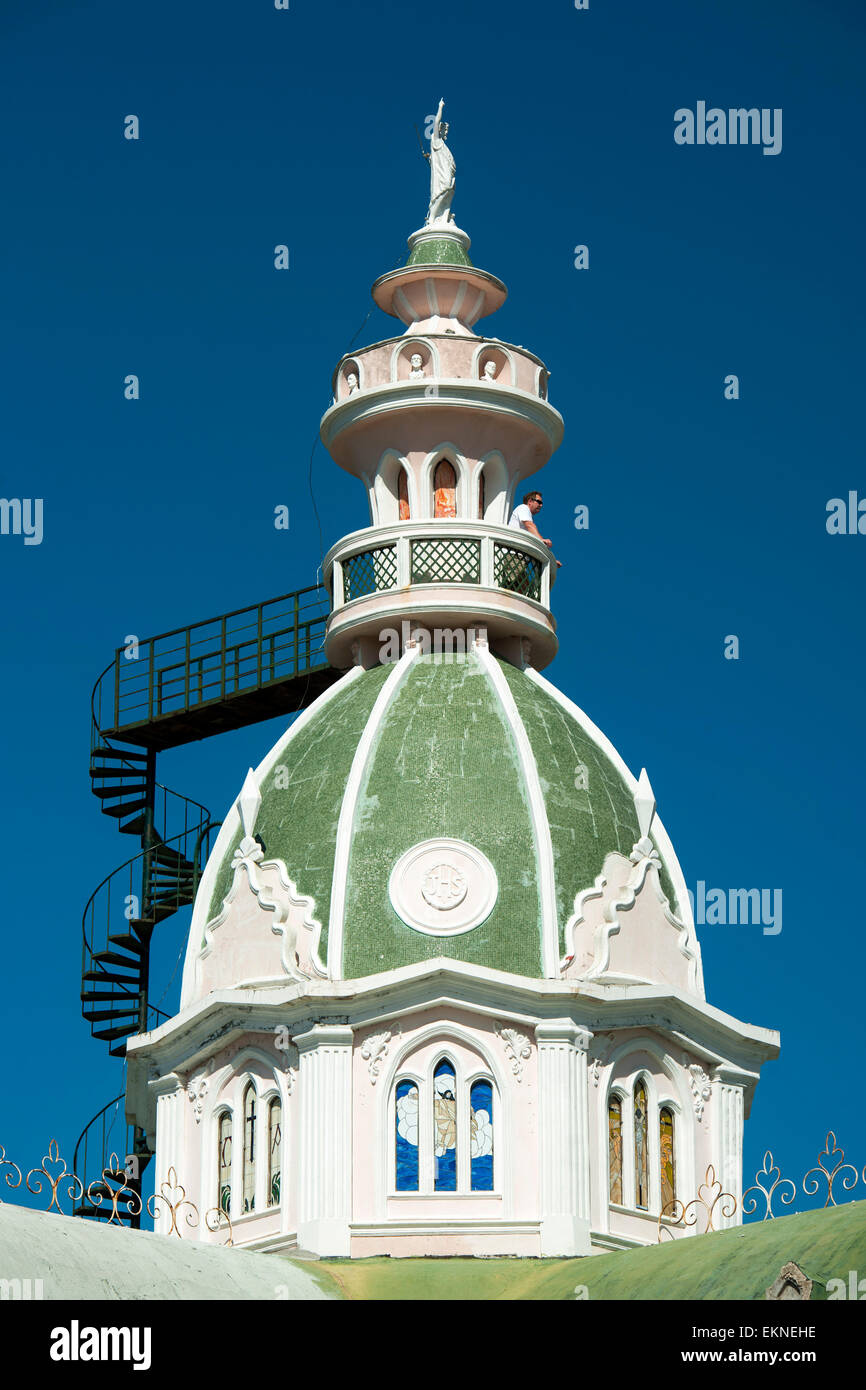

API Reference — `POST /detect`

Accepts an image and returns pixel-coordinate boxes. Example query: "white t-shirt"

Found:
[509,503,533,530]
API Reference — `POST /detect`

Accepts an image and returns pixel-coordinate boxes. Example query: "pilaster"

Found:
[293,1024,354,1255]
[535,1019,593,1255]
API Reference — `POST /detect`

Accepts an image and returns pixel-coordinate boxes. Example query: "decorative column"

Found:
[712,1068,746,1229]
[149,1072,186,1235]
[535,1020,593,1255]
[293,1024,354,1255]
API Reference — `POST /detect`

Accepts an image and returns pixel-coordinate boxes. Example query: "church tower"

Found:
[126,108,778,1258]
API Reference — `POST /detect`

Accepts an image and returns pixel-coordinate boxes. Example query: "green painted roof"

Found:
[406,236,473,267]
[313,1202,866,1301]
[202,651,682,981]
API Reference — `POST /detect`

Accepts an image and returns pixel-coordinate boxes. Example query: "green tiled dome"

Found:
[202,651,680,981]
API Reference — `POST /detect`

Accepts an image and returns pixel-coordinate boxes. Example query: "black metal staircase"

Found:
[74,583,339,1224]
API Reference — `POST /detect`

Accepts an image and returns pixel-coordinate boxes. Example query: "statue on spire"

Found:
[425,98,456,227]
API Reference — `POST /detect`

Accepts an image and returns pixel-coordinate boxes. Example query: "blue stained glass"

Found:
[470,1080,494,1191]
[395,1080,419,1191]
[433,1061,457,1192]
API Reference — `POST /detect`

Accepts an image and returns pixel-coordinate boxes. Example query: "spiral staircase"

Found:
[74,585,339,1225]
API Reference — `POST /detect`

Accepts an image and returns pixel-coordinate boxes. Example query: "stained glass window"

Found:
[608,1097,623,1205]
[268,1098,282,1207]
[470,1080,494,1191]
[217,1111,232,1215]
[433,1060,457,1191]
[398,468,411,521]
[242,1083,257,1213]
[660,1107,675,1212]
[395,1080,419,1191]
[433,460,457,519]
[634,1081,648,1209]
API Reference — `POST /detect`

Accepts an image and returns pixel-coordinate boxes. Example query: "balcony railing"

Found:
[327,523,553,612]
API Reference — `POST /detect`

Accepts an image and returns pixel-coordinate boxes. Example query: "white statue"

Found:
[426,98,456,227]
[409,353,425,380]
[481,361,497,384]
[346,371,359,394]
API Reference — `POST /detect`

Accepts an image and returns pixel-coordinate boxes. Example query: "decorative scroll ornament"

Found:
[658,1164,737,1242]
[86,1153,143,1226]
[0,1143,22,1202]
[742,1151,796,1220]
[361,1031,392,1084]
[802,1131,859,1208]
[25,1139,84,1214]
[231,767,265,868]
[688,1064,712,1120]
[147,1165,233,1245]
[495,1023,532,1082]
[186,1061,213,1124]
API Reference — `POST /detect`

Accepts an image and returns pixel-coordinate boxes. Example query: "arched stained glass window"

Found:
[398,468,411,521]
[242,1083,257,1214]
[634,1081,648,1209]
[433,1060,457,1191]
[433,460,457,519]
[608,1096,623,1205]
[470,1079,494,1191]
[395,1080,420,1191]
[268,1098,282,1207]
[660,1107,675,1211]
[217,1111,232,1215]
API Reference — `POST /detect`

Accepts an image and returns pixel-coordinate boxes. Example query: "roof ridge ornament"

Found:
[632,767,657,860]
[237,767,262,858]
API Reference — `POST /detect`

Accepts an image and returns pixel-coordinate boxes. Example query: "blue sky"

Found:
[1,0,864,1214]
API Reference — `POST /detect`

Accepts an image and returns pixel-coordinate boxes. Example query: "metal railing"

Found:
[93,585,331,734]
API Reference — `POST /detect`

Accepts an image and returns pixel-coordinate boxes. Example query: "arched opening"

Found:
[634,1080,649,1209]
[433,1059,457,1191]
[395,1079,420,1192]
[660,1107,675,1211]
[242,1083,257,1213]
[398,468,411,521]
[268,1098,282,1207]
[470,1079,494,1191]
[608,1095,623,1204]
[217,1111,232,1215]
[477,470,486,520]
[433,460,457,519]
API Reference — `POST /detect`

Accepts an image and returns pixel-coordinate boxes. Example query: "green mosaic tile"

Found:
[499,661,680,946]
[341,652,543,979]
[406,238,473,267]
[205,665,392,944]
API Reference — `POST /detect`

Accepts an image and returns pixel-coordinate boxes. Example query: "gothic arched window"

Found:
[634,1081,648,1209]
[217,1111,232,1215]
[433,460,457,519]
[470,1079,494,1191]
[433,1060,458,1191]
[608,1096,623,1204]
[242,1083,257,1213]
[268,1098,282,1207]
[660,1107,675,1211]
[398,468,411,521]
[395,1080,420,1192]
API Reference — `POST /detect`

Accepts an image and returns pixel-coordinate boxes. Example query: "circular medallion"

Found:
[389,839,498,936]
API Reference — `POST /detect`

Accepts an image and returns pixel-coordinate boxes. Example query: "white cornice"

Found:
[320,381,564,452]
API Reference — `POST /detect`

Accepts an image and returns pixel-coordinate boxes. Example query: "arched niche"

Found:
[336,357,363,402]
[472,452,509,525]
[373,451,415,526]
[393,338,438,384]
[474,343,515,388]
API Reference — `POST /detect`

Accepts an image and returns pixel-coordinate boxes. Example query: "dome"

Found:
[183,646,694,1003]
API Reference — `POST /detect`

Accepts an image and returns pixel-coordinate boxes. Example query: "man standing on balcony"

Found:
[509,492,562,566]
